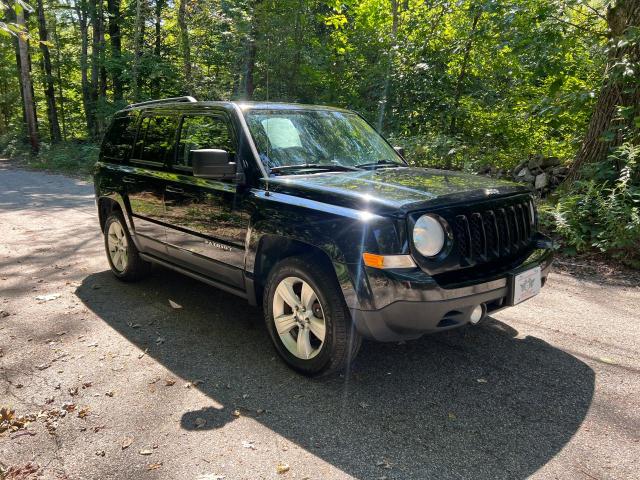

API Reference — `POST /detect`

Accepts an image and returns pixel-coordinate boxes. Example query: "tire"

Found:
[103,212,151,281]
[263,255,362,376]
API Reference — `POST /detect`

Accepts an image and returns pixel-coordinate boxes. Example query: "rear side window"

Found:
[102,114,137,161]
[176,115,235,169]
[132,115,178,165]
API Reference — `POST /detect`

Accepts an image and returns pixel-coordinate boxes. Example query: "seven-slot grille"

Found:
[451,198,535,266]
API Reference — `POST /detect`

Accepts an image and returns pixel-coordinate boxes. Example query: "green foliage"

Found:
[545,143,640,266]
[31,142,100,176]
[1,0,637,266]
[0,135,99,177]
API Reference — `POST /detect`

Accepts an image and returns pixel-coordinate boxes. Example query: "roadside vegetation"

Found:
[0,0,638,266]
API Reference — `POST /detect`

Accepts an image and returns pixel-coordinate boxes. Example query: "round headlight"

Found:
[413,214,445,257]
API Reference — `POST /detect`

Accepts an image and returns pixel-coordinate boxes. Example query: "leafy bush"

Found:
[31,142,100,176]
[0,139,99,177]
[544,143,640,267]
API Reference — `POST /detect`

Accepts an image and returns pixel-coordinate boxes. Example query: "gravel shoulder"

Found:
[1,159,639,480]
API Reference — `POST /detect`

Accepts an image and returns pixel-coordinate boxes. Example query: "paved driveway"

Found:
[1,160,638,479]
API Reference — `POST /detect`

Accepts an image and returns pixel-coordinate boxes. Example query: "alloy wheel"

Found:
[272,276,326,360]
[107,220,129,272]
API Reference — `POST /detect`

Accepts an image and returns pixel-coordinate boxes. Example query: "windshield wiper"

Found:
[355,159,405,170]
[269,164,360,174]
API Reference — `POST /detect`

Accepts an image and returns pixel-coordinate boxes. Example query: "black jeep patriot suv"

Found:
[94,96,553,375]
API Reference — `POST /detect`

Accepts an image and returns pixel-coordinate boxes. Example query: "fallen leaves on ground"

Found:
[121,437,134,449]
[598,357,617,365]
[168,299,182,309]
[276,462,290,474]
[194,417,206,429]
[376,459,393,469]
[0,407,35,434]
[35,294,60,302]
[165,379,176,386]
[241,440,256,450]
[155,337,165,345]
[184,379,203,389]
[146,462,163,471]
[231,410,241,418]
[1,462,40,479]
[139,448,153,455]
[77,408,90,419]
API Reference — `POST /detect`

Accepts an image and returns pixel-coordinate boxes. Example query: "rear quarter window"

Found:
[101,113,138,162]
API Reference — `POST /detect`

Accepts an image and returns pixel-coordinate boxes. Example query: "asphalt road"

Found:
[1,159,639,480]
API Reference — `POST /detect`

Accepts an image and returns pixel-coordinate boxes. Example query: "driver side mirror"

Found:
[191,149,237,181]
[394,146,405,157]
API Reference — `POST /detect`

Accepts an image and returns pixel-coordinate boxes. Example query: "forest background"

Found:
[1,0,638,265]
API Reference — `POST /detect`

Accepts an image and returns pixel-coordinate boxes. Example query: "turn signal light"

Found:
[362,253,416,269]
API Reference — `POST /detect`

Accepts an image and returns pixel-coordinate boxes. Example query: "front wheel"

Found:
[264,256,361,376]
[104,212,151,281]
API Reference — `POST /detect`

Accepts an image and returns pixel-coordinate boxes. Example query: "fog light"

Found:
[469,305,484,325]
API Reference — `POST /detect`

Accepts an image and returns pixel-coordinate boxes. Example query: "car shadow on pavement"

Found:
[76,267,595,480]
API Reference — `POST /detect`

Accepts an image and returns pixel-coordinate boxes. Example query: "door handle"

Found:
[122,176,138,184]
[166,186,184,194]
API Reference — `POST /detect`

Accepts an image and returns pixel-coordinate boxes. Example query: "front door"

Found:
[164,112,250,289]
[126,114,179,256]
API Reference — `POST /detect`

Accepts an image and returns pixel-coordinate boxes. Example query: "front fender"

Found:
[246,190,404,310]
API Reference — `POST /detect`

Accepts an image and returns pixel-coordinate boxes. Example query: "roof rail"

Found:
[124,96,197,110]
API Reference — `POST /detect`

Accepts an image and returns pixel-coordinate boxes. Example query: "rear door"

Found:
[125,113,178,256]
[163,112,250,289]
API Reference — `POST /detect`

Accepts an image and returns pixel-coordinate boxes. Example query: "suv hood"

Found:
[264,167,527,216]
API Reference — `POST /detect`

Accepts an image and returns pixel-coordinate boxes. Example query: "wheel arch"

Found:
[97,194,139,248]
[250,234,357,309]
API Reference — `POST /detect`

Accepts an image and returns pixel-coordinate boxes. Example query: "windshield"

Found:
[244,109,404,174]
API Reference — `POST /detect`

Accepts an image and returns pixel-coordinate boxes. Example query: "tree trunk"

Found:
[107,0,123,101]
[376,0,400,132]
[132,0,145,101]
[567,0,640,181]
[75,0,93,137]
[243,37,256,99]
[152,0,164,97]
[177,0,192,95]
[449,7,482,135]
[50,3,67,140]
[16,8,39,153]
[36,0,61,143]
[90,0,106,136]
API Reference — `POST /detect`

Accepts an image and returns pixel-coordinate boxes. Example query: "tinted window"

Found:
[176,115,235,168]
[133,115,178,164]
[102,114,137,161]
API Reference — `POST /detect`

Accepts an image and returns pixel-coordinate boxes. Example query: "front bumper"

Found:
[350,247,553,341]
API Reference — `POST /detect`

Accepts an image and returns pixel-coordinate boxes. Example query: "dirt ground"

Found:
[1,159,639,480]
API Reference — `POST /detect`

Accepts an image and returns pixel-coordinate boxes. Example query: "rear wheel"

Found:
[104,212,151,281]
[264,256,361,376]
